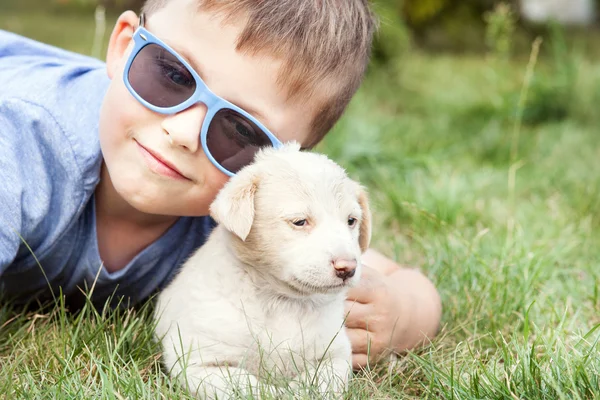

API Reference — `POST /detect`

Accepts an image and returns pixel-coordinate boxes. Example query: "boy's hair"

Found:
[141,0,378,148]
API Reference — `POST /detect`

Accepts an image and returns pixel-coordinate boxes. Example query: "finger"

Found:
[346,328,373,355]
[361,249,403,276]
[352,353,370,371]
[343,301,374,330]
[345,287,373,305]
[345,266,382,304]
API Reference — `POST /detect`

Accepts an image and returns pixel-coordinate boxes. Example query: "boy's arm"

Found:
[344,249,442,369]
[0,107,24,272]
[0,98,68,275]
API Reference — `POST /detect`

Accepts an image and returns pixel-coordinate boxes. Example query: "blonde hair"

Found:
[141,0,378,148]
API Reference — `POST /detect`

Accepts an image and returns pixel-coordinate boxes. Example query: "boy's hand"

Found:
[343,249,442,370]
[344,265,405,369]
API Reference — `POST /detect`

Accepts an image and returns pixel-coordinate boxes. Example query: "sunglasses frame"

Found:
[123,14,283,176]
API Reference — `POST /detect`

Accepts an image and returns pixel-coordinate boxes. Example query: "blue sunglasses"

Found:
[123,14,282,176]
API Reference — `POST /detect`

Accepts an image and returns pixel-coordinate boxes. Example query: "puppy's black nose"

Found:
[333,258,357,281]
[335,268,356,280]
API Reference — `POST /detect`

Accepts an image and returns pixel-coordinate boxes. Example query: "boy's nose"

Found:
[161,103,208,153]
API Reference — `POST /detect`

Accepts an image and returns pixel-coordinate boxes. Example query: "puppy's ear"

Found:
[209,169,260,241]
[357,185,372,253]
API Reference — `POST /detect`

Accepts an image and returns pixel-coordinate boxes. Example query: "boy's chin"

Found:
[108,181,208,218]
[129,197,210,218]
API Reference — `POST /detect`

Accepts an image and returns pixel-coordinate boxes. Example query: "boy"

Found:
[0,0,441,369]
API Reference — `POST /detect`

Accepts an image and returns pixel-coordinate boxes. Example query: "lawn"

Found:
[1,2,600,399]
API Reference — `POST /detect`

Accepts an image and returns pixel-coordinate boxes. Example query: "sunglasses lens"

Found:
[128,43,196,108]
[207,109,275,174]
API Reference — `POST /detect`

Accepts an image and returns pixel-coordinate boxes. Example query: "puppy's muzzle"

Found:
[332,258,357,281]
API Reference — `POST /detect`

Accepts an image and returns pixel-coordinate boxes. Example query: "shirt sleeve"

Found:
[0,98,70,276]
[0,101,25,273]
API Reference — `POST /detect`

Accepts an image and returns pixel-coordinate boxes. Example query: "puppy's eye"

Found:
[292,219,308,227]
[348,217,357,227]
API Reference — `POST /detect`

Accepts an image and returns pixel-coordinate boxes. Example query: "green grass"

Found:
[2,3,600,399]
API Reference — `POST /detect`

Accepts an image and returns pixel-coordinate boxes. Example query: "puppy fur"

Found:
[154,142,372,399]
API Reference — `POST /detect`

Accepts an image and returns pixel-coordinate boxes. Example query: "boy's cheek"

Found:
[100,78,156,139]
[202,165,230,203]
[182,164,230,215]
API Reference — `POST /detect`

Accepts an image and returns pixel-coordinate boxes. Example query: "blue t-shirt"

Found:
[0,30,215,309]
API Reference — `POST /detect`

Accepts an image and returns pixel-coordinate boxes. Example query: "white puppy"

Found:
[154,142,371,399]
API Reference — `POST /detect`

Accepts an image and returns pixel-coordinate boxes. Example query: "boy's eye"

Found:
[165,67,193,87]
[232,118,253,138]
[158,62,194,88]
[224,115,260,143]
[152,47,194,89]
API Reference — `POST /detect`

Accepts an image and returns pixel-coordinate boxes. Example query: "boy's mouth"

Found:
[135,140,191,181]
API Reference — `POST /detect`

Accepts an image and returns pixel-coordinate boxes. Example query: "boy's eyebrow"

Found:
[167,42,205,79]
[231,100,267,124]
[167,42,269,125]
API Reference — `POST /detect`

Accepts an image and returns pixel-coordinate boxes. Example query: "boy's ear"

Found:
[209,168,260,241]
[356,185,372,253]
[106,11,139,80]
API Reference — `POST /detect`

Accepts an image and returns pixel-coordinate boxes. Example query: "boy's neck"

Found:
[94,163,179,273]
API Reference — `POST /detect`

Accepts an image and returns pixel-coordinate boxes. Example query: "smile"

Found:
[135,140,191,181]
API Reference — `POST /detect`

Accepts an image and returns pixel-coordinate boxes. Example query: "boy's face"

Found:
[99,0,316,217]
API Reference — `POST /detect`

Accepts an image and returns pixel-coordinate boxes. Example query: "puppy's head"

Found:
[209,142,372,297]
